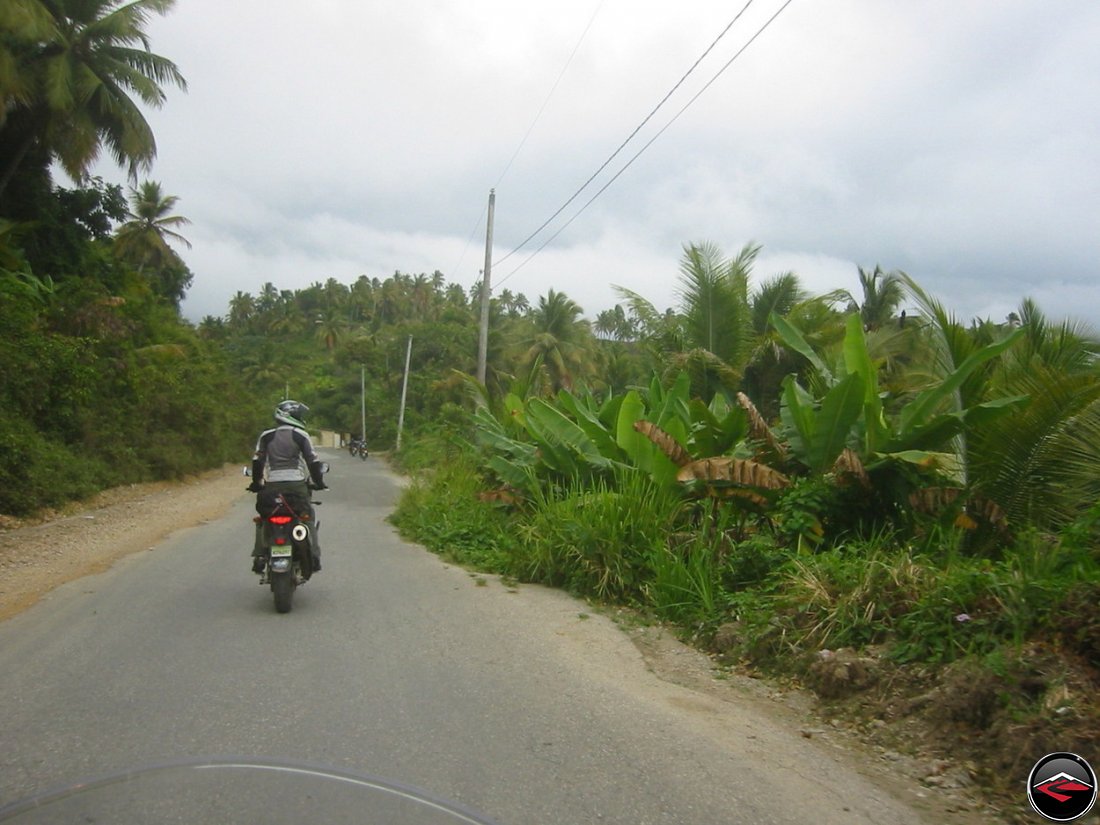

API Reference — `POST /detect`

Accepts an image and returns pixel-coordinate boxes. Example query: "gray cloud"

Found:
[91,0,1098,329]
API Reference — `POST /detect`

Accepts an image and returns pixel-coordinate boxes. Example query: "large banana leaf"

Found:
[473,407,537,461]
[897,327,1025,434]
[840,315,888,451]
[812,372,865,473]
[615,390,647,460]
[884,397,1028,455]
[474,407,541,491]
[770,311,834,383]
[780,372,865,474]
[487,455,536,491]
[555,389,623,461]
[525,398,617,475]
[780,376,816,459]
[615,389,679,487]
[502,392,526,433]
[523,399,590,477]
[687,397,747,457]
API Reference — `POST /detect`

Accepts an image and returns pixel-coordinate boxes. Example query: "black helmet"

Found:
[274,399,309,428]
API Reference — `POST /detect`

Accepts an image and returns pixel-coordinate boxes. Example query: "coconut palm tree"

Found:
[315,310,347,351]
[0,0,187,197]
[113,180,191,303]
[857,265,905,331]
[256,282,280,314]
[114,180,190,257]
[520,289,592,393]
[642,242,758,401]
[902,275,1100,533]
[228,291,256,330]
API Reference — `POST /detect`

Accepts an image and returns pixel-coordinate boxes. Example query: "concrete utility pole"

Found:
[360,364,366,440]
[396,335,412,451]
[476,189,495,385]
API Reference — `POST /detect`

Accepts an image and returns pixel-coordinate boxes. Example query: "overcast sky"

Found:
[91,0,1100,328]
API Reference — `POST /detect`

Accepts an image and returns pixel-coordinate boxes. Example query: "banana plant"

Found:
[473,372,749,495]
[772,312,1028,481]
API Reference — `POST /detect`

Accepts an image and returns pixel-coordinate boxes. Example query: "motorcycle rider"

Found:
[247,400,327,574]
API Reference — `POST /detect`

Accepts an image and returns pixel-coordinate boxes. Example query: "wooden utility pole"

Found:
[476,189,495,385]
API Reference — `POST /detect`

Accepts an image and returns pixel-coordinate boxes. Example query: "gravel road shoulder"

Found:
[0,465,246,623]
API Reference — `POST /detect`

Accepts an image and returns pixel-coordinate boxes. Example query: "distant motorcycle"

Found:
[246,466,328,613]
[348,436,369,460]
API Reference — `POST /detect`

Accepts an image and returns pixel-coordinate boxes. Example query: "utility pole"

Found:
[476,188,495,385]
[396,335,412,451]
[360,364,366,441]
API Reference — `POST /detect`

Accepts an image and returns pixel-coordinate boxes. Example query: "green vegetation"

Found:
[388,244,1100,804]
[4,2,1098,805]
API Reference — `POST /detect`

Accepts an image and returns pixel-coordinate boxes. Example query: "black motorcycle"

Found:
[246,466,328,613]
[254,490,320,612]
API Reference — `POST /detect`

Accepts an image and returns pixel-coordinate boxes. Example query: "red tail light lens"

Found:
[268,516,293,525]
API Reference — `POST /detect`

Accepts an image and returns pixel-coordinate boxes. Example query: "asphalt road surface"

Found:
[0,450,937,824]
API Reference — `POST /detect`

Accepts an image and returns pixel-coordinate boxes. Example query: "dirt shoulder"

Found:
[0,465,247,623]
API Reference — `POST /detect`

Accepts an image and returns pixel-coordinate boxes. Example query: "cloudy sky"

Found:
[93,0,1099,327]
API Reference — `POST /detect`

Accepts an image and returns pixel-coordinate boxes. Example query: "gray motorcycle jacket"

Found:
[251,425,324,486]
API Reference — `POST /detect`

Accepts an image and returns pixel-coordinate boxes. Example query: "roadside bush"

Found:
[0,417,110,516]
[389,449,513,573]
[893,525,1099,663]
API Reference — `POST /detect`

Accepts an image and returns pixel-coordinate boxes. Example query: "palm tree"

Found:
[520,289,592,393]
[857,265,904,331]
[594,305,638,341]
[0,0,187,197]
[902,275,1100,532]
[113,180,190,268]
[969,297,1100,530]
[410,272,433,319]
[315,311,347,351]
[256,282,280,314]
[741,272,816,415]
[661,242,758,401]
[228,291,256,330]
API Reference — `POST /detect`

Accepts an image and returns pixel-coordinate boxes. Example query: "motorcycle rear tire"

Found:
[272,572,294,613]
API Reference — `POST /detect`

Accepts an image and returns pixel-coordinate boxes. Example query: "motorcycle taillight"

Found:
[268,515,293,525]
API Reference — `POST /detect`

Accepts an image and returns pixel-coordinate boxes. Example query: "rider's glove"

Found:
[247,481,263,493]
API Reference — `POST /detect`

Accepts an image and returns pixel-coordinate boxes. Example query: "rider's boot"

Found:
[252,523,266,573]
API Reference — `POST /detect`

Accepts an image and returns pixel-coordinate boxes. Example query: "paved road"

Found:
[0,450,934,824]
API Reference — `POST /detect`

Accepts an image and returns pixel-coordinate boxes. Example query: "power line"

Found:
[494,0,607,190]
[446,202,488,289]
[449,0,606,285]
[494,0,758,269]
[495,0,795,288]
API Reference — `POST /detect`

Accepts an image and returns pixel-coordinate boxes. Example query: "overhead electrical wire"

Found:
[447,0,606,283]
[494,0,758,269]
[494,0,607,190]
[494,0,796,288]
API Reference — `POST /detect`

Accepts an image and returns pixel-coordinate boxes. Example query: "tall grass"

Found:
[763,523,1100,664]
[389,447,514,573]
[515,470,681,601]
